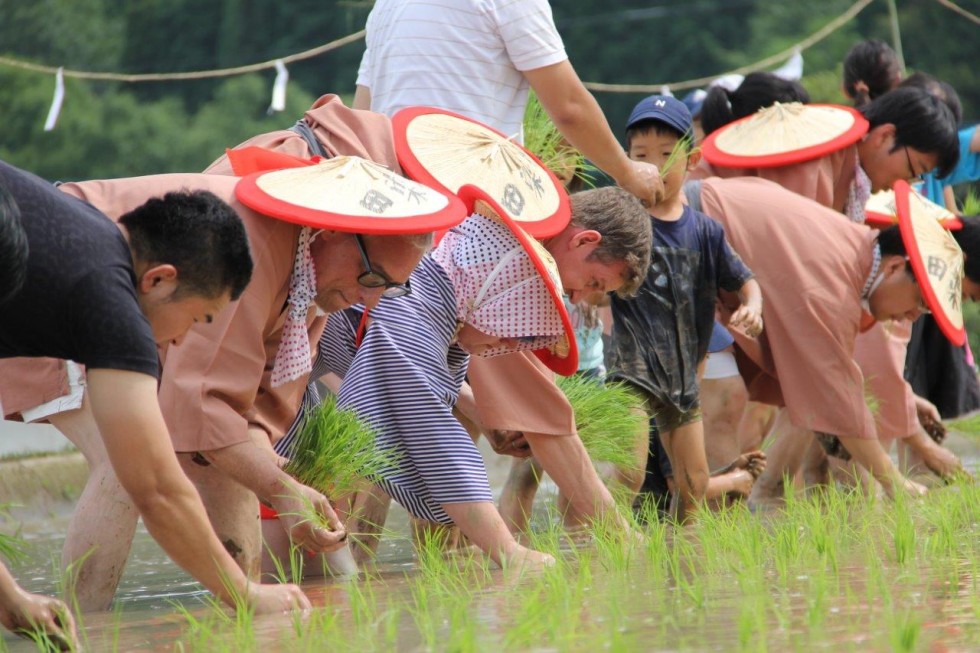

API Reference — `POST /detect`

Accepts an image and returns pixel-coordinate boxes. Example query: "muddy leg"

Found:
[659,421,709,523]
[177,452,261,578]
[499,458,542,534]
[800,437,830,489]
[346,484,392,564]
[52,395,138,612]
[748,409,812,506]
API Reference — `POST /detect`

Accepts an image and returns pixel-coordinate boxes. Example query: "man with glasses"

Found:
[690,86,963,503]
[353,233,412,298]
[693,86,959,217]
[1,108,442,610]
[683,177,965,504]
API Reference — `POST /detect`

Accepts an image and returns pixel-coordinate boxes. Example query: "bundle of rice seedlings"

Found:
[283,395,397,500]
[522,92,592,188]
[557,374,646,471]
[0,505,25,563]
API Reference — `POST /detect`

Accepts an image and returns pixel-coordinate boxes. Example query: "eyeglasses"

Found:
[353,234,411,298]
[904,146,923,183]
[917,292,932,315]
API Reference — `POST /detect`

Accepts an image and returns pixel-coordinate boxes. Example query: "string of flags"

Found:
[0,0,939,131]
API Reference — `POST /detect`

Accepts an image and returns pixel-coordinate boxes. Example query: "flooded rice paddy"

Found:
[5,434,980,652]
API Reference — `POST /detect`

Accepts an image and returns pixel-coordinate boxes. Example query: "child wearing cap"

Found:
[609,95,763,520]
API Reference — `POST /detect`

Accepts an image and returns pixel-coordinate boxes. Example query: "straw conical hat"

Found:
[234,150,466,234]
[393,107,571,238]
[701,103,869,168]
[457,184,578,376]
[864,189,963,230]
[894,180,965,345]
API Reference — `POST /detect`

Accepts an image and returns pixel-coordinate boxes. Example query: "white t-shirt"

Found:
[356,0,567,141]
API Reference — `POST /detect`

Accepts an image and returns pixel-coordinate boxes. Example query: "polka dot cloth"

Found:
[271,226,317,387]
[430,211,565,358]
[845,152,872,224]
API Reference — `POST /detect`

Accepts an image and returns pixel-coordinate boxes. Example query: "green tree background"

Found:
[1,0,976,182]
[2,0,979,348]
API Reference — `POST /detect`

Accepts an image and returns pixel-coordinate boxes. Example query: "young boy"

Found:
[609,96,763,520]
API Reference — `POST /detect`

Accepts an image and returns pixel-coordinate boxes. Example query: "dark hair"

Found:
[569,186,652,297]
[119,190,253,300]
[0,181,28,306]
[899,72,963,124]
[625,119,690,152]
[952,216,980,283]
[843,39,902,107]
[877,224,907,257]
[876,224,915,277]
[859,87,959,178]
[700,72,811,137]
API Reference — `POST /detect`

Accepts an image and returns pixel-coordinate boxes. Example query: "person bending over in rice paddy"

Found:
[0,177,79,651]
[691,87,965,503]
[297,189,579,568]
[0,148,454,610]
[685,176,965,503]
[0,160,327,620]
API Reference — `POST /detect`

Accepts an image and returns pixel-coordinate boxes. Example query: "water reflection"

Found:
[3,438,980,651]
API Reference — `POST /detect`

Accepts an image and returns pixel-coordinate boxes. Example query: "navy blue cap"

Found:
[626,95,693,137]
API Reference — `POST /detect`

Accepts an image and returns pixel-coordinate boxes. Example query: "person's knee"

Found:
[508,459,542,492]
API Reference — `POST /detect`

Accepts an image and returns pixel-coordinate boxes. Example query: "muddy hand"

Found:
[900,477,929,498]
[488,430,532,458]
[914,395,943,443]
[272,480,348,554]
[246,581,312,615]
[730,305,764,338]
[1,590,78,652]
[619,160,664,207]
[922,443,964,480]
[502,545,555,571]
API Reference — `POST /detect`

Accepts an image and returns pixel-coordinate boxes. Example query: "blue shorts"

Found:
[707,320,734,354]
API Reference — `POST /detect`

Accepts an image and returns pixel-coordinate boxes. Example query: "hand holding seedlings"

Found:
[914,395,946,443]
[0,584,78,652]
[244,580,312,615]
[271,479,348,554]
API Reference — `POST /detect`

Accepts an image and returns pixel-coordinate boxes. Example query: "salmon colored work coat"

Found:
[467,352,576,436]
[690,144,858,214]
[694,145,919,439]
[0,95,402,450]
[1,174,320,451]
[205,94,401,176]
[699,177,879,440]
[211,94,578,438]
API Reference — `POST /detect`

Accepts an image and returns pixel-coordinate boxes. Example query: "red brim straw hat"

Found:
[455,184,578,375]
[894,180,966,345]
[230,147,467,234]
[864,188,963,230]
[701,103,869,169]
[392,106,571,238]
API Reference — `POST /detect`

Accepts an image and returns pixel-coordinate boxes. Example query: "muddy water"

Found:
[3,435,980,651]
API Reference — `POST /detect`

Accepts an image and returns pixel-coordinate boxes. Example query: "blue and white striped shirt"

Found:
[278,256,492,523]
